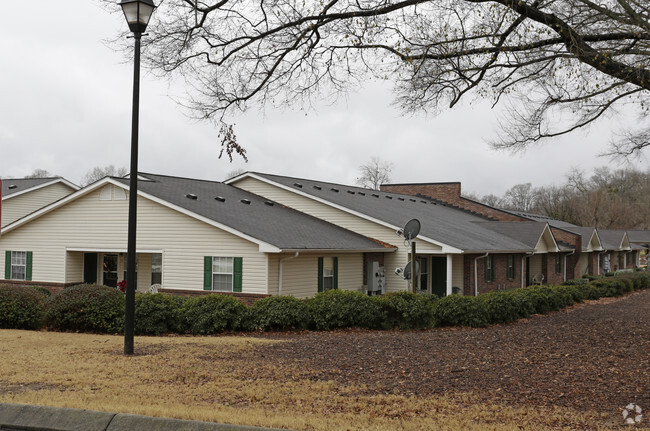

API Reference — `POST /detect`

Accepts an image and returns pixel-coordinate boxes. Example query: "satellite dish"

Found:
[403,260,420,280]
[403,219,421,241]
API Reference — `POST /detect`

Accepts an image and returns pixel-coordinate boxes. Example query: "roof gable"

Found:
[1,177,79,200]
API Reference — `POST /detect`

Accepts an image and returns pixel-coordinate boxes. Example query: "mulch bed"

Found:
[243,290,649,415]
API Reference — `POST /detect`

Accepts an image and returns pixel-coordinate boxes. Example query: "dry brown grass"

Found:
[0,330,623,430]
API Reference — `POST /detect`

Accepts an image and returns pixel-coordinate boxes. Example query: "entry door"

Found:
[431,257,447,297]
[83,253,98,284]
[102,254,118,287]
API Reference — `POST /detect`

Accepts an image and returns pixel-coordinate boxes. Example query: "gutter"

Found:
[474,253,489,296]
[278,252,300,296]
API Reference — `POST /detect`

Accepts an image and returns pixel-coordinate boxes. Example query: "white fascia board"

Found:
[461,249,535,254]
[2,178,79,201]
[230,173,462,254]
[121,185,282,254]
[538,223,560,252]
[2,178,119,234]
[66,247,163,254]
[278,248,398,254]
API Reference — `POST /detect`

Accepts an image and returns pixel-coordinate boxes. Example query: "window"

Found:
[11,251,26,280]
[213,257,234,291]
[203,256,242,292]
[555,254,562,274]
[484,255,495,282]
[5,251,32,281]
[151,254,162,285]
[506,254,516,280]
[318,257,338,292]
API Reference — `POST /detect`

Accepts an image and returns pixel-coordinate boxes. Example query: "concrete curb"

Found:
[0,403,289,431]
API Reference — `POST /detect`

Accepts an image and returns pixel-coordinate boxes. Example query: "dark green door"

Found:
[83,253,98,284]
[431,257,447,297]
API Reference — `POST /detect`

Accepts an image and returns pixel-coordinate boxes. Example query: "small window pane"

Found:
[213,274,233,291]
[11,251,27,281]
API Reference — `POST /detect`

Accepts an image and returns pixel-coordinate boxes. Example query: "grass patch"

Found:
[0,330,612,430]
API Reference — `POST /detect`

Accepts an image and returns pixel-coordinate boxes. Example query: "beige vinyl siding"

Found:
[276,253,364,299]
[0,187,268,293]
[451,254,464,293]
[234,177,431,292]
[1,182,75,228]
[65,251,84,284]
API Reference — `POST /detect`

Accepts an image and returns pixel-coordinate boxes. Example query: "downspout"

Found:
[278,252,299,296]
[563,250,575,282]
[522,252,535,288]
[474,253,488,296]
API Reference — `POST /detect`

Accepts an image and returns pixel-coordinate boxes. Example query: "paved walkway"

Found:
[0,403,289,431]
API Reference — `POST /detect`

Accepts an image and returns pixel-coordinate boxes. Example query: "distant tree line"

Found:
[468,167,649,230]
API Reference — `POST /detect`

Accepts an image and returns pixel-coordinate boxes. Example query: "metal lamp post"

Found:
[120,0,156,355]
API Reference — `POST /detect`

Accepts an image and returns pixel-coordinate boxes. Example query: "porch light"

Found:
[120,0,156,34]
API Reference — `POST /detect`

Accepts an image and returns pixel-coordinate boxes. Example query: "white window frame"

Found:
[11,251,27,280]
[212,257,234,292]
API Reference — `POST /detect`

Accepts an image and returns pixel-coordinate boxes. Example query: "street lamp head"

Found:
[120,0,157,34]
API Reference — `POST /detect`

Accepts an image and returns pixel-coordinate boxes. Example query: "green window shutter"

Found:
[333,257,338,290]
[4,251,11,279]
[26,252,33,281]
[484,256,489,282]
[233,257,243,293]
[317,257,323,293]
[203,256,212,290]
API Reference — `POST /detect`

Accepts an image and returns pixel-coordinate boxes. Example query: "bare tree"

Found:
[356,157,393,190]
[24,169,53,179]
[503,183,537,212]
[107,0,650,158]
[81,165,128,186]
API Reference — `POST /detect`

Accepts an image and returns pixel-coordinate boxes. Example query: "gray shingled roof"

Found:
[113,173,392,252]
[627,230,650,245]
[245,173,537,253]
[502,209,579,229]
[561,226,601,251]
[1,178,64,199]
[473,221,553,249]
[597,229,629,250]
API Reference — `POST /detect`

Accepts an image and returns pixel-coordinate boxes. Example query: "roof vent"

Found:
[264,201,274,206]
[293,182,303,188]
[386,196,393,200]
[313,185,322,190]
[409,198,416,202]
[358,192,366,196]
[372,193,379,198]
[398,197,405,201]
[420,200,427,204]
[185,193,198,200]
[331,188,339,193]
[215,196,226,202]
[8,184,17,189]
[240,199,251,205]
[347,190,355,195]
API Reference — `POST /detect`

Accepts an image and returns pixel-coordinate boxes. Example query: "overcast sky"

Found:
[1,2,646,197]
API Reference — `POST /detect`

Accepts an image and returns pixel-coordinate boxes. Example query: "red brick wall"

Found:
[381,183,526,221]
[463,254,525,295]
[0,279,75,295]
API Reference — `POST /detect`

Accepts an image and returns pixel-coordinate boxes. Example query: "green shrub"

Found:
[590,278,624,297]
[376,291,436,329]
[134,293,185,335]
[179,294,249,334]
[478,291,522,324]
[562,278,589,286]
[307,289,384,330]
[30,286,52,297]
[251,296,309,331]
[577,283,603,300]
[432,295,489,328]
[44,285,125,333]
[0,285,46,330]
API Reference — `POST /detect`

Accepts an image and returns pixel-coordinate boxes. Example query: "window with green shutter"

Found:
[555,254,562,274]
[506,254,515,280]
[318,256,338,292]
[203,256,242,292]
[5,251,32,281]
[484,255,495,282]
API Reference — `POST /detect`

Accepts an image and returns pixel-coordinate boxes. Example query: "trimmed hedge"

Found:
[180,294,252,334]
[307,289,384,330]
[135,293,186,335]
[1,272,648,334]
[251,296,309,331]
[43,285,125,334]
[0,285,47,330]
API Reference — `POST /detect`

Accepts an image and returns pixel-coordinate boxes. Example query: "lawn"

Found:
[1,292,648,430]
